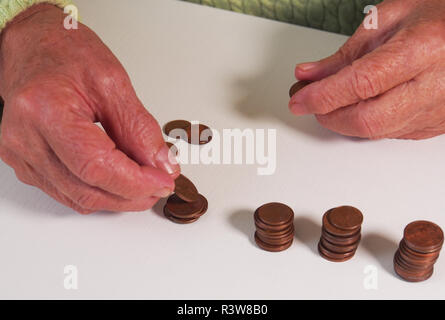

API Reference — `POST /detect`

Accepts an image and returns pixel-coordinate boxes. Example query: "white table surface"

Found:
[1,0,444,299]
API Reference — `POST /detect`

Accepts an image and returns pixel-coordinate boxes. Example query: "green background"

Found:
[182,0,383,35]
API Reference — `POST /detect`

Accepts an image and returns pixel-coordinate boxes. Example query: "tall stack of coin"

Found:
[394,221,444,282]
[163,174,208,224]
[318,206,363,262]
[254,203,294,252]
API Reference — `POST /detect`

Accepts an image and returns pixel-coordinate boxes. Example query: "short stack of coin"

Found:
[254,203,294,252]
[163,174,208,224]
[394,221,444,282]
[318,206,363,262]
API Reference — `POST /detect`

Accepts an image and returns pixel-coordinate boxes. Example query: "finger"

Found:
[295,0,407,81]
[315,80,418,138]
[42,146,161,212]
[290,28,438,116]
[41,110,174,200]
[0,147,92,214]
[93,69,180,178]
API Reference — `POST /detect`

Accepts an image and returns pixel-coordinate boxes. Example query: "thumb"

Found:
[295,0,405,81]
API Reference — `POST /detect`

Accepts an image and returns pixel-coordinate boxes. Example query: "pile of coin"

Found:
[254,203,295,252]
[164,120,212,145]
[318,206,363,262]
[163,174,208,224]
[394,220,444,282]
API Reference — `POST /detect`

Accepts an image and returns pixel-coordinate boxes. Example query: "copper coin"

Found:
[186,124,213,145]
[256,227,294,241]
[403,220,444,253]
[322,211,360,237]
[195,194,208,217]
[164,120,191,136]
[174,174,199,203]
[289,80,311,98]
[256,231,294,246]
[255,224,294,238]
[327,206,363,231]
[254,214,293,232]
[163,206,200,224]
[394,251,432,272]
[165,193,204,218]
[398,247,439,267]
[399,240,440,261]
[318,241,355,262]
[320,237,359,254]
[321,227,361,245]
[254,233,293,252]
[394,258,434,282]
[256,203,294,226]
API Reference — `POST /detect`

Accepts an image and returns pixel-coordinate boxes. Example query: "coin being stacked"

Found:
[254,203,294,252]
[394,221,444,282]
[318,206,363,262]
[163,174,208,224]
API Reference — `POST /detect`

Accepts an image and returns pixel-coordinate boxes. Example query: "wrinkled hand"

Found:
[0,4,180,214]
[290,0,445,140]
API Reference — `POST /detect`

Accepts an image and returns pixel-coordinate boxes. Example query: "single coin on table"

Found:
[403,220,444,253]
[174,174,199,203]
[289,80,312,98]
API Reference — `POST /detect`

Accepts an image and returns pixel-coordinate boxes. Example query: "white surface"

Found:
[1,0,445,299]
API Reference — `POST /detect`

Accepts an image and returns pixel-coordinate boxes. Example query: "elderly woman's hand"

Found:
[290,0,445,140]
[0,4,179,214]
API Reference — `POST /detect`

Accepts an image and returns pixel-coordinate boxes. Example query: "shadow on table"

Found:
[228,209,256,247]
[230,26,358,142]
[361,232,399,276]
[0,161,75,217]
[294,216,321,256]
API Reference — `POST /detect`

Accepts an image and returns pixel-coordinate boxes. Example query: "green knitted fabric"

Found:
[182,0,383,35]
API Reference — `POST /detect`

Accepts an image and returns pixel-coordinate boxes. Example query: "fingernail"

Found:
[154,188,173,198]
[297,62,318,72]
[289,100,308,116]
[155,145,180,176]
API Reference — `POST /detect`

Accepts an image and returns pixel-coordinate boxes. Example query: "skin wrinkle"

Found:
[0,4,179,213]
[291,0,445,139]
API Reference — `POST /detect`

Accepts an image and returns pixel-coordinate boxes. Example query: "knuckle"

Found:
[96,64,128,91]
[0,125,21,150]
[351,110,378,138]
[75,192,101,210]
[348,64,381,100]
[77,153,113,187]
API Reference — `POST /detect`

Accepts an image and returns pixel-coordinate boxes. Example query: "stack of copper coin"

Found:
[164,120,212,145]
[318,206,363,262]
[254,203,294,252]
[163,174,208,224]
[394,221,444,282]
